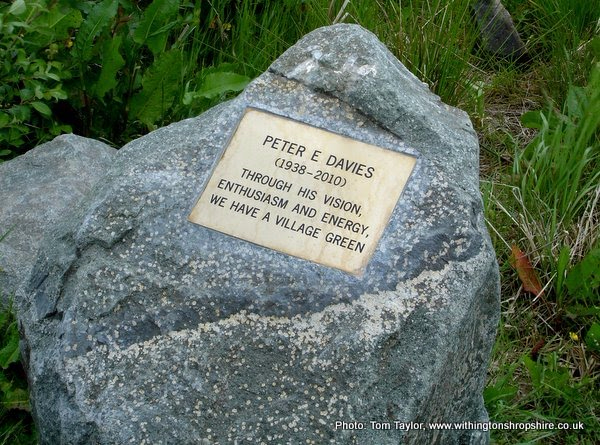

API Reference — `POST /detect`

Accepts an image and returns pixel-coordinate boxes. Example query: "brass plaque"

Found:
[189,108,416,275]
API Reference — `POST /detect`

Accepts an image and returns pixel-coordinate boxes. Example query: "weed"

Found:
[515,63,600,277]
[0,1,72,159]
[0,300,36,445]
[484,58,599,445]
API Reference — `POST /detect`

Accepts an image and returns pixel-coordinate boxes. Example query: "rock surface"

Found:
[19,25,500,444]
[0,135,116,302]
[473,0,529,63]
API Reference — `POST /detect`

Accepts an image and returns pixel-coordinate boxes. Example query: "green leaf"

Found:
[31,101,52,117]
[195,72,251,99]
[566,305,600,317]
[0,310,9,328]
[589,35,600,59]
[0,371,29,411]
[585,323,600,352]
[0,112,10,128]
[8,105,31,122]
[73,0,118,62]
[0,386,30,411]
[555,245,570,299]
[566,85,586,119]
[47,87,68,101]
[483,362,519,406]
[49,123,72,137]
[0,322,20,369]
[93,35,125,99]
[42,5,83,40]
[8,0,26,16]
[522,355,542,390]
[566,248,600,299]
[521,110,544,129]
[133,0,179,56]
[26,5,83,46]
[483,384,518,404]
[45,72,61,82]
[146,21,178,58]
[129,50,182,128]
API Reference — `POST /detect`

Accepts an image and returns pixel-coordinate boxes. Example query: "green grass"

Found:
[1,0,598,443]
[509,0,600,106]
[480,3,599,439]
[0,300,36,445]
[508,63,600,289]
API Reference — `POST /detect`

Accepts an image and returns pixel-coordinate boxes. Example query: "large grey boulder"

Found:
[0,135,116,302]
[19,25,500,444]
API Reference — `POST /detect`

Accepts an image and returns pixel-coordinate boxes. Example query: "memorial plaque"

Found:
[189,108,416,275]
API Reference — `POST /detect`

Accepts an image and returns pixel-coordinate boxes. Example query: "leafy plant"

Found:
[487,347,599,444]
[483,34,599,443]
[585,322,600,352]
[0,300,36,445]
[128,49,184,129]
[565,248,600,308]
[564,248,600,360]
[0,0,74,159]
[514,63,600,298]
[0,0,261,149]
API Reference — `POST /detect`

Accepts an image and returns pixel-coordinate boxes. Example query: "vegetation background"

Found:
[1,0,598,443]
